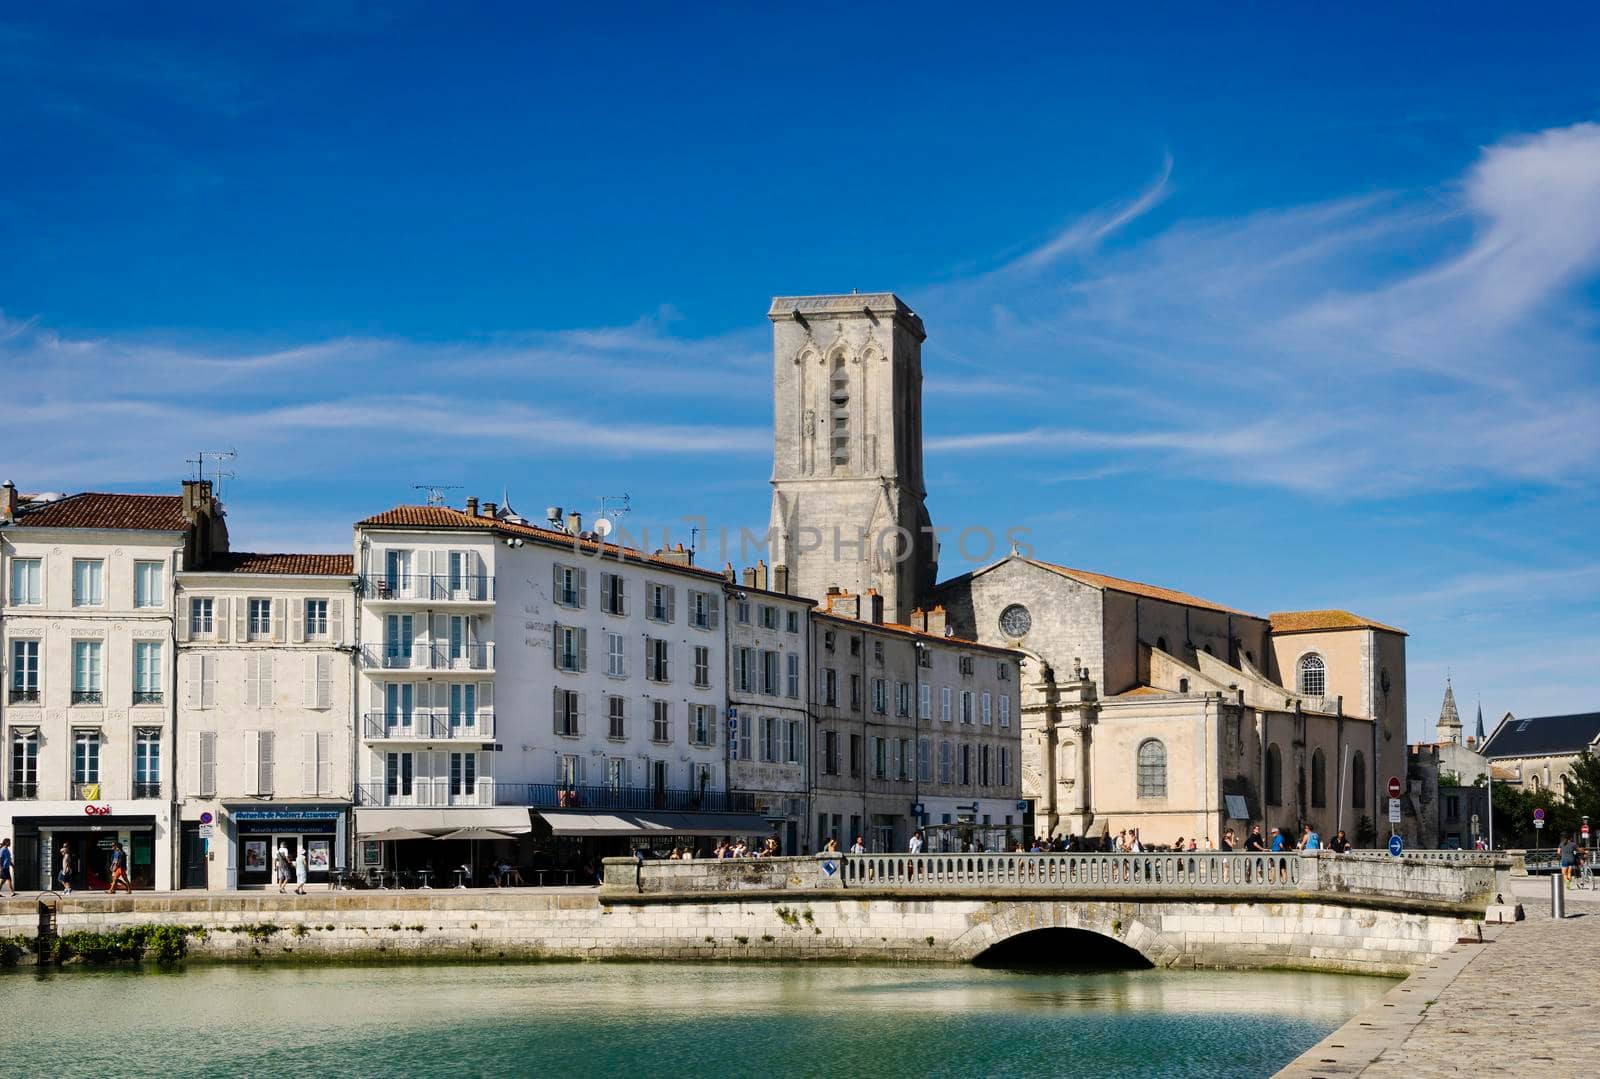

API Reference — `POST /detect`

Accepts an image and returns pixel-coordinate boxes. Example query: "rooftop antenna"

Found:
[187,450,238,496]
[412,483,462,507]
[597,494,630,523]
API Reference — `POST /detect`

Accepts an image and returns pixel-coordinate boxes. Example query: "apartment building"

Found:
[810,592,1023,854]
[352,500,758,866]
[0,480,226,890]
[173,553,357,889]
[724,562,811,854]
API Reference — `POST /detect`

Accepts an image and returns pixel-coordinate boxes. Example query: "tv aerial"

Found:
[595,494,630,536]
[413,483,462,507]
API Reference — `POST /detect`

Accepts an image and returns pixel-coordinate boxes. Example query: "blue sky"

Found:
[4,4,1599,733]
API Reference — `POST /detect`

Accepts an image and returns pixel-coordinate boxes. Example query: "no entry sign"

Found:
[1387,776,1402,799]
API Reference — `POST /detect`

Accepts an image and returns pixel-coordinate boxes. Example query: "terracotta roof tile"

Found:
[1268,609,1406,636]
[1022,557,1256,617]
[813,609,1023,657]
[12,492,188,532]
[201,552,355,576]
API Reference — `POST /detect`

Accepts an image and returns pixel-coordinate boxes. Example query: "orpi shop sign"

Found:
[83,804,113,816]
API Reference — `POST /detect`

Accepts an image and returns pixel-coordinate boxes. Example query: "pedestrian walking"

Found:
[849,836,866,855]
[107,840,133,894]
[294,846,309,895]
[57,844,74,894]
[1244,825,1266,852]
[1559,834,1578,885]
[274,843,291,893]
[0,837,15,897]
[908,830,924,854]
[1302,825,1321,851]
[1269,827,1285,852]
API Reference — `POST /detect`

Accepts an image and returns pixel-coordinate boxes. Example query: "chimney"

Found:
[926,605,948,638]
[653,544,694,567]
[723,562,736,584]
[180,479,213,523]
[482,502,497,518]
[465,496,478,516]
[827,592,860,618]
[741,566,758,589]
[773,565,789,595]
[1,481,16,524]
[756,559,768,591]
[866,588,884,625]
[909,607,926,633]
[567,511,582,534]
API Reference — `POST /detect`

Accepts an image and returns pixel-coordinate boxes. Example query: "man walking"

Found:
[1244,825,1266,852]
[0,837,14,897]
[908,830,924,855]
[1559,834,1578,886]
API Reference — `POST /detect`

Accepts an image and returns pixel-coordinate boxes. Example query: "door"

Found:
[180,822,208,889]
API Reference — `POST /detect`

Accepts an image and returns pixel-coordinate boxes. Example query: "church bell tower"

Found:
[767,293,937,622]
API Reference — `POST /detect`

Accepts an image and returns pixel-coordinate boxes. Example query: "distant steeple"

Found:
[1475,701,1486,744]
[1436,677,1462,745]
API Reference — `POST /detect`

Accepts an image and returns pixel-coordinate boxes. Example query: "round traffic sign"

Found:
[1388,835,1404,857]
[1533,807,1546,821]
[1387,776,1402,799]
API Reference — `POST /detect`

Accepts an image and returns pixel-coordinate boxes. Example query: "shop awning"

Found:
[354,807,533,836]
[536,810,771,838]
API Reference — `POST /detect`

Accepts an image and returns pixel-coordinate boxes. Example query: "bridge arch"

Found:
[972,926,1153,971]
[950,900,1177,967]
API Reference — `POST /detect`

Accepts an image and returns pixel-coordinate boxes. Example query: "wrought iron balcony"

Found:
[133,781,162,799]
[360,643,495,672]
[132,690,164,705]
[362,573,495,602]
[71,690,103,705]
[355,778,497,807]
[9,688,40,704]
[362,712,495,741]
[492,782,754,814]
[8,781,38,799]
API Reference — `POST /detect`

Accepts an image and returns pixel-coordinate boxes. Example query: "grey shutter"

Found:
[552,686,563,735]
[708,705,718,746]
[577,627,587,672]
[574,692,583,737]
[576,568,588,608]
[666,586,676,623]
[552,623,562,669]
[707,593,719,629]
[552,563,562,604]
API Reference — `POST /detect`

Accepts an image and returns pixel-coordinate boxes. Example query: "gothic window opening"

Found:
[1266,743,1283,806]
[829,357,850,467]
[1352,751,1366,808]
[1136,739,1167,798]
[1311,749,1327,808]
[1297,654,1326,697]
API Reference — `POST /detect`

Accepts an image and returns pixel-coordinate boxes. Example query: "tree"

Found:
[1562,751,1600,831]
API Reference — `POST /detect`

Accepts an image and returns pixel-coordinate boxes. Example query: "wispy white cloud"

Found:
[1001,154,1174,273]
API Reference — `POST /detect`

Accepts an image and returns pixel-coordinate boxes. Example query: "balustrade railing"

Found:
[492,782,755,814]
[363,574,495,602]
[361,643,495,671]
[362,712,494,741]
[355,778,498,807]
[838,851,1305,890]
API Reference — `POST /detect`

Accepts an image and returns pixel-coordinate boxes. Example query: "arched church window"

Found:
[1311,749,1327,808]
[1529,774,1541,791]
[1297,654,1326,697]
[1178,677,1189,693]
[829,357,850,467]
[1136,739,1167,798]
[1352,752,1366,808]
[1266,744,1283,806]
[1155,636,1167,653]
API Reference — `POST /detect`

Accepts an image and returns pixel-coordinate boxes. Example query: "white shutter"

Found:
[185,655,203,708]
[478,681,493,725]
[199,730,217,797]
[244,730,260,794]
[302,732,316,794]
[415,550,433,599]
[302,656,317,708]
[233,598,247,642]
[328,598,344,645]
[201,655,217,708]
[243,656,257,708]
[258,730,275,796]
[316,654,332,710]
[290,599,305,643]
[708,594,720,629]
[316,732,332,795]
[214,597,230,643]
[176,603,191,642]
[260,655,275,708]
[577,568,588,608]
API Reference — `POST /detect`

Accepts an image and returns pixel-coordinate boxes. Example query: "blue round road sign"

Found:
[1388,835,1404,857]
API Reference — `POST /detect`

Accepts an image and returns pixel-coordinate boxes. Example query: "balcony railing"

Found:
[71,690,103,705]
[132,690,164,705]
[363,574,496,602]
[9,688,40,704]
[362,712,495,741]
[355,779,498,807]
[362,644,495,672]
[493,782,755,814]
[133,780,162,799]
[8,781,38,799]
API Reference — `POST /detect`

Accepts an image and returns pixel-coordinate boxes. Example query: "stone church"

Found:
[767,292,1410,846]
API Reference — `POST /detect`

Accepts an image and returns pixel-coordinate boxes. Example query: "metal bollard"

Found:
[1552,871,1566,918]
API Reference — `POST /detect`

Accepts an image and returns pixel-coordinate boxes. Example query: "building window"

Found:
[11,728,39,798]
[248,598,272,640]
[820,668,836,707]
[690,590,719,630]
[606,757,627,791]
[760,605,779,630]
[849,636,861,658]
[646,582,675,623]
[981,692,992,726]
[999,695,1010,728]
[919,684,932,721]
[786,720,803,765]
[999,746,1012,787]
[645,638,670,682]
[941,686,952,723]
[553,689,581,737]
[555,625,586,672]
[190,597,214,636]
[693,645,711,688]
[450,752,477,798]
[980,745,991,786]
[600,572,627,616]
[304,599,329,638]
[604,696,626,741]
[134,729,161,797]
[553,564,585,609]
[72,640,103,704]
[72,559,104,606]
[786,610,800,634]
[760,716,779,762]
[651,700,671,744]
[872,639,884,664]
[761,650,780,695]
[997,660,1011,681]
[9,640,40,703]
[1297,654,1326,697]
[918,646,932,669]
[896,681,911,717]
[917,738,931,783]
[871,678,887,715]
[938,740,953,784]
[134,561,164,608]
[849,673,861,711]
[786,653,800,698]
[73,729,101,795]
[1266,743,1283,806]
[1352,752,1366,808]
[959,744,972,786]
[1311,748,1327,808]
[959,655,975,677]
[960,690,975,725]
[386,752,414,798]
[736,647,754,693]
[1137,739,1167,798]
[133,641,162,703]
[598,632,623,678]
[737,599,751,625]
[871,737,887,779]
[10,557,41,605]
[448,683,477,730]
[561,754,584,789]
[691,705,713,747]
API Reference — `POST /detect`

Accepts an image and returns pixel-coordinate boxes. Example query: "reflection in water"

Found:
[7,962,1392,1078]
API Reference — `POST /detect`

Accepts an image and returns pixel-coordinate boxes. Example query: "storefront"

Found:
[8,813,161,891]
[224,805,348,889]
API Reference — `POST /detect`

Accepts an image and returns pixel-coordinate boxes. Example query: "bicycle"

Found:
[1578,859,1595,890]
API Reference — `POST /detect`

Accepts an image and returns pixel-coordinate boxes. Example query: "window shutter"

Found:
[186,655,203,708]
[302,656,317,708]
[187,732,201,796]
[708,705,718,746]
[552,686,563,735]
[316,655,332,710]
[258,731,275,795]
[328,598,344,645]
[211,597,228,643]
[707,594,720,629]
[551,623,562,669]
[260,655,274,708]
[244,730,259,794]
[202,655,217,708]
[199,730,217,797]
[233,599,247,642]
[415,550,432,598]
[271,600,287,643]
[290,600,305,643]
[577,568,588,608]
[243,656,257,708]
[478,680,493,723]
[176,604,191,642]
[317,733,332,795]
[666,586,676,622]
[552,563,562,602]
[577,627,587,672]
[601,573,613,612]
[303,732,316,794]
[574,692,584,736]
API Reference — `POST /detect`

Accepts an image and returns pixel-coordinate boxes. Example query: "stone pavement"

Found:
[1277,877,1600,1076]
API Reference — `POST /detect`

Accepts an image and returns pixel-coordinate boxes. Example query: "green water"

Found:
[2,962,1389,1077]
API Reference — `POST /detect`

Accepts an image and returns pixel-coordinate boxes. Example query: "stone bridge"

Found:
[597,851,1515,975]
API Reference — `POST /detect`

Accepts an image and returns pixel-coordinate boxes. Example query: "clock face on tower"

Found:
[999,603,1032,638]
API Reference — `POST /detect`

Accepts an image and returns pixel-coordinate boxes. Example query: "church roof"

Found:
[1015,557,1258,617]
[1437,679,1462,729]
[1480,711,1600,760]
[1267,609,1407,636]
[1475,703,1486,742]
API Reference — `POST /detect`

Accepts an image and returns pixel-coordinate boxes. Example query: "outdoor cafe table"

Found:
[415,869,433,889]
